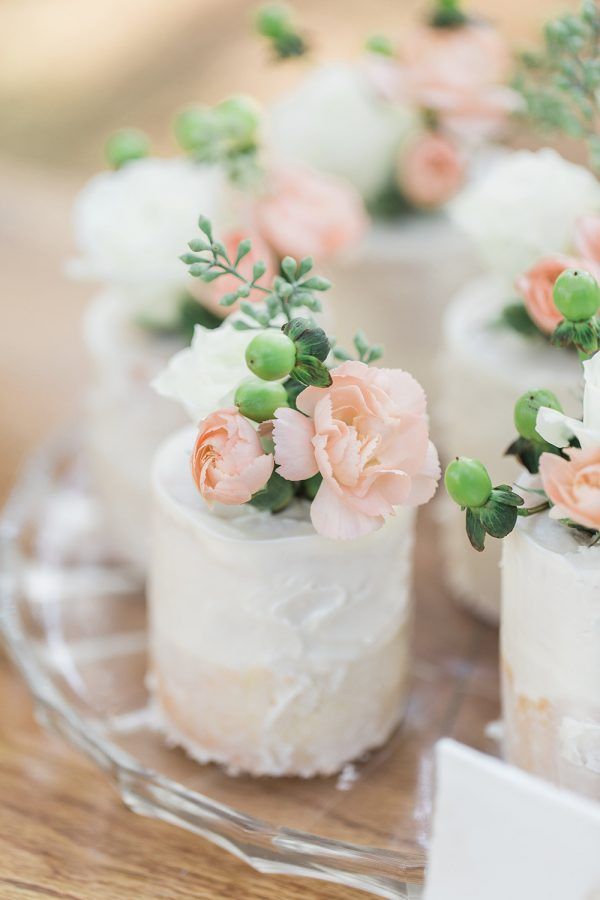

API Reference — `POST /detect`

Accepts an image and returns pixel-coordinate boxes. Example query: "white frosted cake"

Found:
[501,513,600,800]
[323,214,480,400]
[149,427,416,777]
[437,276,581,622]
[83,292,187,568]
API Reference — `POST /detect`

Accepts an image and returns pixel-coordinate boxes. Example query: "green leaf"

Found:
[180,252,204,265]
[198,216,213,240]
[499,302,542,338]
[303,473,322,500]
[490,487,525,508]
[466,509,486,552]
[283,376,305,409]
[188,237,211,252]
[301,275,331,291]
[252,260,267,281]
[232,320,253,331]
[201,269,222,283]
[366,345,384,363]
[249,472,295,513]
[220,292,241,308]
[551,318,600,353]
[189,263,207,278]
[283,319,330,362]
[479,498,519,539]
[332,346,353,361]
[281,256,298,281]
[298,256,313,278]
[235,238,252,265]
[353,330,369,358]
[291,355,332,387]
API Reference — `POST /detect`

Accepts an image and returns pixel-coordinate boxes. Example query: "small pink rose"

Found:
[191,408,274,506]
[540,446,600,531]
[397,131,464,209]
[574,214,600,264]
[254,163,367,261]
[191,228,277,318]
[401,22,513,136]
[273,360,440,540]
[515,255,584,335]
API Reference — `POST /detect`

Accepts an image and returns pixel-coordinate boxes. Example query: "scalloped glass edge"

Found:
[0,431,425,900]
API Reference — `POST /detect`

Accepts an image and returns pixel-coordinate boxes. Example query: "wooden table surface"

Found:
[0,1,578,895]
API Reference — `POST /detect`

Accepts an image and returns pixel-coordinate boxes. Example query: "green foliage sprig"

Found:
[182,216,330,328]
[255,4,308,60]
[332,331,384,365]
[515,0,600,170]
[430,0,468,28]
[174,96,262,184]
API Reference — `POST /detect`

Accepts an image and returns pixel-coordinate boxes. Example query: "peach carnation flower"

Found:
[401,22,513,136]
[574,214,600,264]
[397,131,464,209]
[191,408,274,506]
[254,163,367,261]
[515,254,583,335]
[272,360,440,540]
[539,447,600,531]
[192,228,277,318]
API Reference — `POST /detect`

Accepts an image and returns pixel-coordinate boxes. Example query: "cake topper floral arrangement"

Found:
[69,93,365,338]
[264,0,516,216]
[445,267,600,550]
[515,0,600,173]
[155,217,440,539]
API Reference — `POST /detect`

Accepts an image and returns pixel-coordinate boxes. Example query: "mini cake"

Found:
[150,427,416,777]
[502,513,600,799]
[71,97,365,568]
[83,291,187,568]
[269,0,515,395]
[444,271,600,799]
[438,276,580,622]
[148,223,440,776]
[439,149,600,621]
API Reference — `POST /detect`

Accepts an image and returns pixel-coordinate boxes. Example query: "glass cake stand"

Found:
[0,431,501,899]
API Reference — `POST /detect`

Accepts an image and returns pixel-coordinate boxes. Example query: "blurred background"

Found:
[0,0,578,503]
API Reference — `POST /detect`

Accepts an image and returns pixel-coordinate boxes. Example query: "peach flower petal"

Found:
[397,131,465,210]
[254,162,367,261]
[574,214,600,263]
[272,408,319,481]
[540,447,600,531]
[191,407,274,506]
[275,360,439,539]
[515,254,583,335]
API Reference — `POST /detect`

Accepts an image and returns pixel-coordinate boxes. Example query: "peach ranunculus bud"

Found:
[515,255,585,336]
[191,228,277,318]
[396,131,464,209]
[254,162,368,261]
[191,407,274,506]
[574,214,600,264]
[540,446,600,531]
[401,22,514,137]
[272,360,440,540]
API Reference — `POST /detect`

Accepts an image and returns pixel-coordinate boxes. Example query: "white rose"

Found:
[537,350,600,449]
[269,63,416,203]
[69,158,229,326]
[152,323,256,422]
[450,149,600,284]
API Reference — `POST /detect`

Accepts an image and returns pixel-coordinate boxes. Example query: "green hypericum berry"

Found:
[105,128,150,168]
[255,4,292,38]
[215,95,261,141]
[173,107,213,153]
[553,268,600,322]
[246,331,296,380]
[445,458,493,509]
[514,389,562,442]
[365,34,395,57]
[235,379,288,422]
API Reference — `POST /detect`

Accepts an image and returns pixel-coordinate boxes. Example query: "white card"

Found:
[424,739,600,900]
